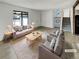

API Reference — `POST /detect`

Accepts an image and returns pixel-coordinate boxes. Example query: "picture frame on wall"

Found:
[54,8,62,17]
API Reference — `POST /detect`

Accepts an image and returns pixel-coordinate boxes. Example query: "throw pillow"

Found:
[55,30,59,36]
[14,26,22,32]
[47,30,59,42]
[27,26,31,29]
[49,30,59,38]
[47,35,53,42]
[43,41,51,50]
[23,26,27,30]
[18,26,23,31]
[43,37,56,51]
[49,37,56,50]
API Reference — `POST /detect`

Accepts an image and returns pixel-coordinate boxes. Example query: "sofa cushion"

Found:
[55,30,59,36]
[51,30,59,37]
[43,41,51,50]
[23,26,27,30]
[47,30,59,42]
[15,29,31,36]
[47,35,54,42]
[43,37,56,51]
[49,37,56,50]
[14,26,23,31]
[27,26,32,29]
[54,31,64,56]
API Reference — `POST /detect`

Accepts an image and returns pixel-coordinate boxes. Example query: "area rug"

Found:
[12,37,43,59]
[0,43,17,59]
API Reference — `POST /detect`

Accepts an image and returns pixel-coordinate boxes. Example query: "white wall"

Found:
[0,2,41,31]
[29,10,41,27]
[63,8,70,17]
[40,8,74,34]
[41,10,54,28]
[70,8,74,34]
[0,2,41,41]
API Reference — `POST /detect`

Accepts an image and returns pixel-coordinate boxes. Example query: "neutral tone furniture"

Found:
[13,27,34,39]
[39,30,65,59]
[39,45,62,59]
[25,31,42,45]
[4,32,12,35]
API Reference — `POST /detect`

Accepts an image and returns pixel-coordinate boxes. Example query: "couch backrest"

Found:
[54,30,64,56]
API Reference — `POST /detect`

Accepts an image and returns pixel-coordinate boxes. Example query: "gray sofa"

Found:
[39,30,65,59]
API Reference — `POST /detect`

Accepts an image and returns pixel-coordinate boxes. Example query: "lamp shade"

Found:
[32,22,35,25]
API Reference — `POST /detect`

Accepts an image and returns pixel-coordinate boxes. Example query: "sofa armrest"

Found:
[39,45,62,59]
[12,32,16,39]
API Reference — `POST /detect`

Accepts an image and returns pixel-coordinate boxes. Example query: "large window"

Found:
[13,10,28,26]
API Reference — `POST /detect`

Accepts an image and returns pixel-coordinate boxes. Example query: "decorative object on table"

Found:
[25,31,42,46]
[32,32,36,36]
[32,31,39,36]
[37,31,39,34]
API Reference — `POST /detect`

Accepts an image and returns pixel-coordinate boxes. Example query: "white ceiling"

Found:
[0,0,77,10]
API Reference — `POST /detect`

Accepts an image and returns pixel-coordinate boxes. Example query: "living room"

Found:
[0,0,79,59]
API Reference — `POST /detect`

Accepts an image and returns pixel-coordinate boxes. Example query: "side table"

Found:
[3,32,13,42]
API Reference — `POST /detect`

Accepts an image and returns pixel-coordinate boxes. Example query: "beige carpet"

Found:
[0,28,79,59]
[0,29,49,59]
[0,36,44,59]
[0,43,17,59]
[11,37,42,59]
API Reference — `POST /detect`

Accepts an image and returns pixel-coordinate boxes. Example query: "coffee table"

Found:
[25,31,42,46]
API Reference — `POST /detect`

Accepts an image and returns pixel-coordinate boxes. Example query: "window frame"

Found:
[13,10,29,26]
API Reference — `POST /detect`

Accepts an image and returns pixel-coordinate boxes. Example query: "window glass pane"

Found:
[23,17,28,26]
[13,11,21,26]
[13,20,21,26]
[13,11,28,27]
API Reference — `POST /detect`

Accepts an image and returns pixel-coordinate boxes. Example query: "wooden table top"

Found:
[25,31,42,41]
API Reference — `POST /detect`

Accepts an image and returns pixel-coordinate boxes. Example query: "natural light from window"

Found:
[23,17,28,26]
[13,11,28,27]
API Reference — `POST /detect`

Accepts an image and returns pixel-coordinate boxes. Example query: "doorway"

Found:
[62,17,71,32]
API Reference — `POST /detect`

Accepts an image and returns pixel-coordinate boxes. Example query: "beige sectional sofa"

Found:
[13,26,34,39]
